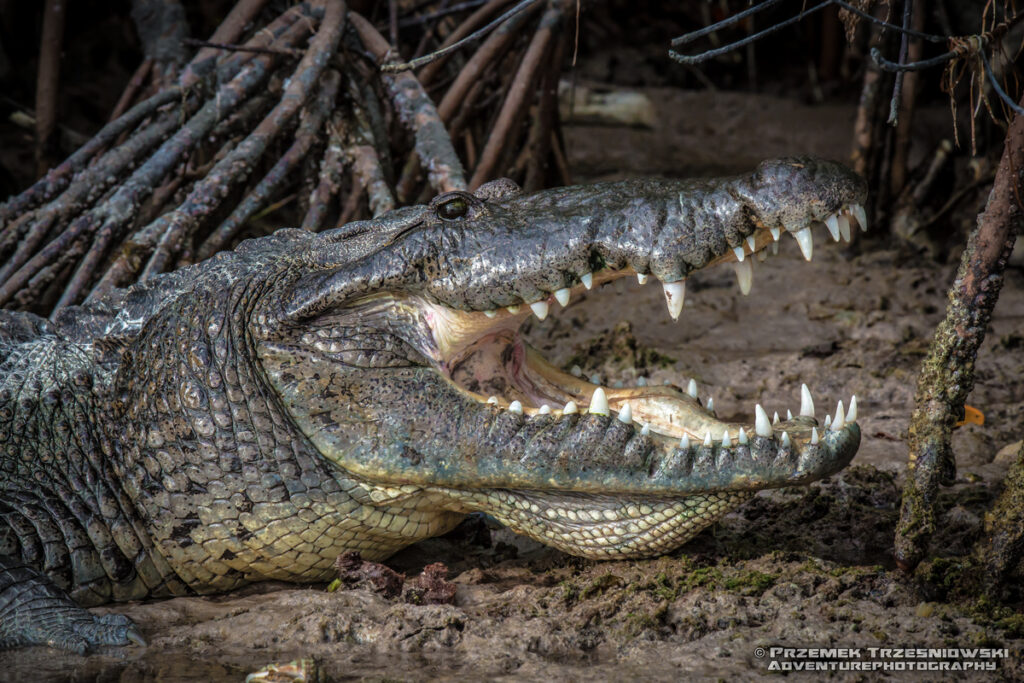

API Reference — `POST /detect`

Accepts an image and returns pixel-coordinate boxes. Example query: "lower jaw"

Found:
[435,485,753,559]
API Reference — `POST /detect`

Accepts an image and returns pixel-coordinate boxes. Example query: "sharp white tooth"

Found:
[637,272,649,285]
[786,409,793,421]
[831,400,845,431]
[507,305,520,314]
[618,402,632,424]
[721,431,731,447]
[755,404,772,437]
[687,379,698,398]
[563,400,578,414]
[746,235,757,252]
[738,427,748,445]
[581,272,594,289]
[837,214,851,242]
[810,427,819,445]
[509,400,523,414]
[825,214,841,241]
[770,241,779,255]
[589,373,602,385]
[530,301,549,320]
[756,249,768,262]
[487,396,499,404]
[733,246,746,262]
[824,414,832,428]
[637,423,648,437]
[706,397,715,413]
[570,364,583,377]
[793,227,813,261]
[733,259,753,295]
[851,204,868,232]
[484,309,498,318]
[772,411,780,425]
[781,431,791,448]
[662,281,685,320]
[637,377,648,386]
[554,288,571,307]
[680,434,690,449]
[848,395,858,422]
[703,431,712,447]
[800,384,814,417]
[539,404,551,414]
[770,227,781,241]
[589,387,609,415]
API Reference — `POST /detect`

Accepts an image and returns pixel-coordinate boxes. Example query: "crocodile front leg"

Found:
[0,554,145,653]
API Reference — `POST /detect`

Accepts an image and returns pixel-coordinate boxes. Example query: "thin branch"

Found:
[181,37,304,57]
[381,0,541,73]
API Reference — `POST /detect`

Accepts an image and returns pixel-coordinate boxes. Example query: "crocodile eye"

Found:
[437,196,469,220]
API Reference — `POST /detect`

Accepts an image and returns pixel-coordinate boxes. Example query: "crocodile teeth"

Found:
[848,395,858,422]
[589,373,602,385]
[786,409,793,421]
[738,427,748,445]
[733,259,753,295]
[637,272,649,285]
[837,214,852,242]
[539,404,551,414]
[824,414,832,428]
[772,411,780,425]
[637,377,648,386]
[530,301,549,320]
[746,235,757,252]
[484,310,497,318]
[563,400,578,414]
[755,404,772,437]
[825,214,841,241]
[589,387,609,415]
[733,246,746,262]
[770,227,781,241]
[800,383,814,417]
[721,431,731,447]
[487,396,499,404]
[570,364,583,377]
[831,400,845,431]
[687,379,698,398]
[770,241,779,255]
[680,434,691,449]
[641,423,650,436]
[581,272,593,289]
[781,431,791,448]
[703,431,712,447]
[554,288,571,307]
[792,227,813,261]
[810,427,819,445]
[663,281,685,321]
[618,402,633,424]
[509,400,523,414]
[706,397,714,413]
[507,305,520,314]
[851,204,868,232]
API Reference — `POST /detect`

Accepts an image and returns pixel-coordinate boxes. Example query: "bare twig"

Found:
[179,0,271,88]
[381,0,541,73]
[417,0,515,85]
[108,58,154,122]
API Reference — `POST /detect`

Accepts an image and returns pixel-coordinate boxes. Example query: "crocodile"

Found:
[0,157,867,652]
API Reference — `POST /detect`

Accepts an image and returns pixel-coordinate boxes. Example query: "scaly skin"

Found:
[0,157,867,651]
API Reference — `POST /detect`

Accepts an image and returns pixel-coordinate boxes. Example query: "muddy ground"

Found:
[4,89,1024,681]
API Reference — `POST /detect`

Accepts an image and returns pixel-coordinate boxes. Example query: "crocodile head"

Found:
[256,157,868,559]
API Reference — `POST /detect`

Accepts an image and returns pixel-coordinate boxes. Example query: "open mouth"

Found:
[424,202,867,454]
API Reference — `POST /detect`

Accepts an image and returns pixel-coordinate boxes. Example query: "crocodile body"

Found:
[0,158,867,651]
